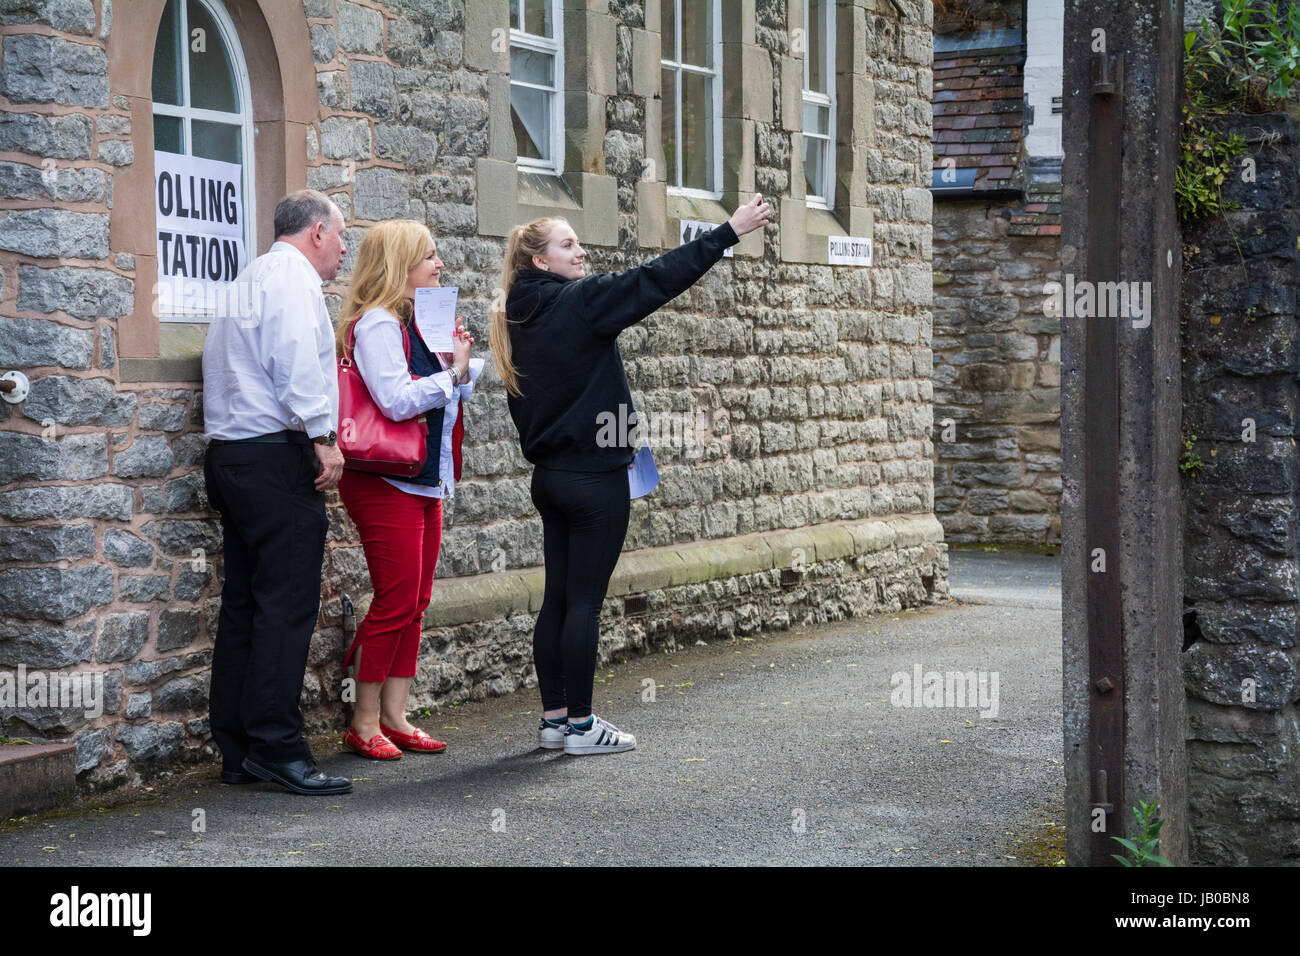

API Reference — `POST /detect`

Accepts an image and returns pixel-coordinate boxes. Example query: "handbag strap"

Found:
[344,313,412,364]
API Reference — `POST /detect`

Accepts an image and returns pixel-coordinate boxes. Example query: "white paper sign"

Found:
[414,287,459,353]
[827,235,873,266]
[154,150,247,321]
[679,219,734,257]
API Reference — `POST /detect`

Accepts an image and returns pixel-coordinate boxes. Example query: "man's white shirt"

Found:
[202,241,338,441]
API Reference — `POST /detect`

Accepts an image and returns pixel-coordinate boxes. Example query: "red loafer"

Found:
[344,727,402,760]
[380,724,447,753]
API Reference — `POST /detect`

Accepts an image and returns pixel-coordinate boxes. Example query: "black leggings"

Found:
[529,464,631,720]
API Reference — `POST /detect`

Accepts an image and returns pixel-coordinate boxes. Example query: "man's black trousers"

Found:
[204,437,328,767]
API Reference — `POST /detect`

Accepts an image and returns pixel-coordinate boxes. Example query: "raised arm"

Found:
[578,193,772,338]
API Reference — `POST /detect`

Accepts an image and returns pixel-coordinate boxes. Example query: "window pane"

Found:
[154,113,183,152]
[681,69,713,190]
[522,0,551,37]
[510,0,520,30]
[152,0,181,105]
[803,101,829,136]
[661,67,677,186]
[510,46,554,87]
[511,84,551,161]
[188,0,238,113]
[192,119,241,163]
[804,134,827,199]
[681,0,712,68]
[661,0,675,61]
[808,0,828,94]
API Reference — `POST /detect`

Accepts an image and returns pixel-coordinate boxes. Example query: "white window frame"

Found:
[660,0,723,200]
[151,0,257,277]
[802,0,836,210]
[509,0,565,175]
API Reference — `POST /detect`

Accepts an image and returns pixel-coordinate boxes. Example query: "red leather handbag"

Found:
[337,318,428,477]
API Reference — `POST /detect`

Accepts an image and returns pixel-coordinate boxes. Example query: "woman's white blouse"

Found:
[351,307,484,499]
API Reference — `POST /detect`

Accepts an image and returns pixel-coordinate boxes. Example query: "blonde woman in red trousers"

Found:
[335,219,482,759]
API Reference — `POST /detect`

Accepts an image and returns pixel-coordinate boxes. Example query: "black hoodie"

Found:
[504,220,740,472]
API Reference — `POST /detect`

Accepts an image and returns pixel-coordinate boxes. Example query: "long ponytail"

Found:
[490,217,567,398]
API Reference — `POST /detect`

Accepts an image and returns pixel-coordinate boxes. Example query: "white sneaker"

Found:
[563,715,636,755]
[539,719,567,750]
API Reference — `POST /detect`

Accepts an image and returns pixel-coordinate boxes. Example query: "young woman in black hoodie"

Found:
[489,194,771,755]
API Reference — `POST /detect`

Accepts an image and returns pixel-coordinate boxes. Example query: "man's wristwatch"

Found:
[313,430,337,447]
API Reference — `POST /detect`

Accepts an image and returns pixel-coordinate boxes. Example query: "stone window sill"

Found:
[634,184,762,256]
[120,323,206,383]
[475,159,618,247]
[778,197,873,265]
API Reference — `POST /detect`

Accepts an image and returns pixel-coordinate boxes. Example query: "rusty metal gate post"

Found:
[1060,0,1189,866]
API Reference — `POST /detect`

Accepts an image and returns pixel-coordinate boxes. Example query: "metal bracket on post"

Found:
[1092,51,1120,97]
[1085,48,1125,866]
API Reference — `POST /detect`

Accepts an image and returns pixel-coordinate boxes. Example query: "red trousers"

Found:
[339,470,443,683]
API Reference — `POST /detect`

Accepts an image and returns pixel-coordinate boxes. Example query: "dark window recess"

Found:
[780,567,801,587]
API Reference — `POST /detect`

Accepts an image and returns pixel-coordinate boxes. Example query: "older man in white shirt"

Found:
[201,189,351,796]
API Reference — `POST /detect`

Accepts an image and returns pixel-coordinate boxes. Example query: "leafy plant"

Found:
[1187,0,1300,111]
[1175,118,1246,221]
[1210,0,1300,104]
[1178,2,1298,223]
[1180,432,1205,476]
[1111,799,1173,867]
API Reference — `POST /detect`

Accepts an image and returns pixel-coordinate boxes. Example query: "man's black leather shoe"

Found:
[241,756,353,795]
[221,768,259,785]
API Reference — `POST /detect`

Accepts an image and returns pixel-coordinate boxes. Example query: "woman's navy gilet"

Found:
[400,323,445,487]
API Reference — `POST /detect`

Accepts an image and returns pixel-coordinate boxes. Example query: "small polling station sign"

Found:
[154,150,247,320]
[827,235,872,266]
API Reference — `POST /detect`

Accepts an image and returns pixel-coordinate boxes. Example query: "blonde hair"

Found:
[336,219,434,356]
[490,217,568,398]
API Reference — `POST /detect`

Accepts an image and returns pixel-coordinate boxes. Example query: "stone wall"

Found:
[0,0,945,794]
[931,183,1061,546]
[1181,111,1300,865]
